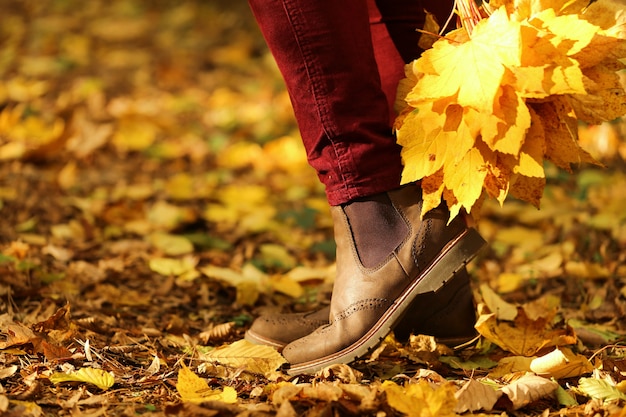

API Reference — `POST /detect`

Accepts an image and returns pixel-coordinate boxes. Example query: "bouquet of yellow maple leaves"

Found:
[394,0,626,220]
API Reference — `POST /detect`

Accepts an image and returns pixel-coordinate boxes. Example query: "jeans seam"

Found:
[282,0,353,197]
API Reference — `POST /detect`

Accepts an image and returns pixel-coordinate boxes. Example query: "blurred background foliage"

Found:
[0,0,625,414]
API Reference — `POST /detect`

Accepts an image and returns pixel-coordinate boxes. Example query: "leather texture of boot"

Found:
[244,267,477,350]
[245,307,330,349]
[393,267,478,345]
[281,184,486,375]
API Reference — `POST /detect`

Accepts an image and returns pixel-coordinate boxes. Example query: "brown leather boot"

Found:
[393,267,478,345]
[244,267,477,350]
[281,184,486,374]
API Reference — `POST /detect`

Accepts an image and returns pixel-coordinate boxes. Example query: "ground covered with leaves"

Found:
[0,0,625,416]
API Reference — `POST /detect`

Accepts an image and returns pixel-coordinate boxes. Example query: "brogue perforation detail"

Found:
[332,298,388,322]
[412,217,432,272]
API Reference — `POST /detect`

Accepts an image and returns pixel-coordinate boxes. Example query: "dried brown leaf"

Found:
[454,379,500,413]
[200,340,286,377]
[500,373,558,410]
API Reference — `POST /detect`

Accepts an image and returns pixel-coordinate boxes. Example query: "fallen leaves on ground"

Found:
[176,364,237,404]
[0,0,625,416]
[49,367,115,391]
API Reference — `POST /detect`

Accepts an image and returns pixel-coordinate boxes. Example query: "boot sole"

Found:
[286,227,487,375]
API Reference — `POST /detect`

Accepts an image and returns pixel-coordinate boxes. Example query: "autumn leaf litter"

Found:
[0,0,625,416]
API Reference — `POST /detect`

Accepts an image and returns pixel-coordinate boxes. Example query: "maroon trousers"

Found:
[248,0,453,205]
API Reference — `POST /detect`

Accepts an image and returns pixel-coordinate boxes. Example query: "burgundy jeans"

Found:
[248,0,453,205]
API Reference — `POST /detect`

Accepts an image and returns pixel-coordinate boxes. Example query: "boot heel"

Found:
[413,228,487,294]
[395,268,478,345]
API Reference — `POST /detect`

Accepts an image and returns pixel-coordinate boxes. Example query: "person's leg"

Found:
[245,0,412,349]
[246,0,485,373]
[247,0,403,206]
[368,0,454,120]
[249,0,455,204]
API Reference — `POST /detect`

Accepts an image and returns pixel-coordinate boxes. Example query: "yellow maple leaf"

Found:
[511,175,546,208]
[397,105,448,182]
[488,356,534,378]
[581,0,626,39]
[520,14,590,95]
[399,101,477,187]
[418,10,444,50]
[475,304,577,356]
[545,59,587,96]
[570,63,626,124]
[531,98,598,171]
[484,85,531,155]
[408,8,521,113]
[149,256,197,277]
[49,367,115,390]
[0,105,66,160]
[531,9,597,56]
[267,274,304,298]
[513,108,546,178]
[420,169,446,215]
[515,35,582,98]
[508,0,590,20]
[176,364,237,404]
[255,135,309,174]
[382,380,459,417]
[448,106,483,165]
[480,283,518,320]
[394,61,422,117]
[494,115,545,204]
[444,145,490,220]
[147,232,194,256]
[574,34,626,69]
[483,158,511,204]
[510,67,545,100]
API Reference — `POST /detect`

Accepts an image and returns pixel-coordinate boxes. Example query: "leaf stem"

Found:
[454,0,485,35]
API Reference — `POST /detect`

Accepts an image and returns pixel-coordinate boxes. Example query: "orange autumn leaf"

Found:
[475,304,577,356]
[509,174,546,208]
[531,98,598,172]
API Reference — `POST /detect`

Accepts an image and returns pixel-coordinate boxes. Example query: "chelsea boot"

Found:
[281,184,486,374]
[244,266,477,350]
